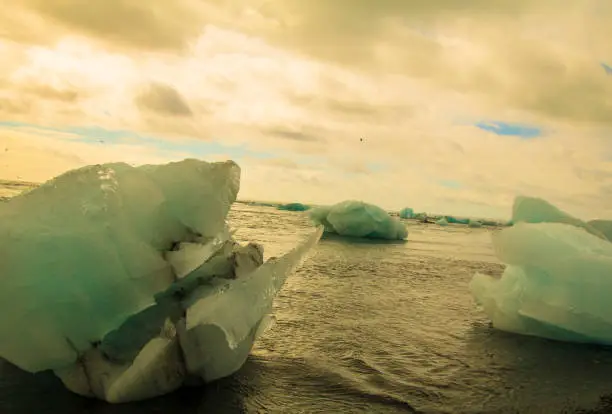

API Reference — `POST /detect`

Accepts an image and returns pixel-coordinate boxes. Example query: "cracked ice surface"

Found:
[0,159,322,403]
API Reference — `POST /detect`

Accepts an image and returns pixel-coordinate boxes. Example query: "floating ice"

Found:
[0,159,322,403]
[436,217,449,226]
[445,216,469,225]
[177,226,322,383]
[588,220,612,242]
[277,202,310,211]
[399,207,414,219]
[468,219,483,228]
[247,201,276,207]
[310,200,407,240]
[413,212,428,220]
[470,196,612,345]
[512,196,606,239]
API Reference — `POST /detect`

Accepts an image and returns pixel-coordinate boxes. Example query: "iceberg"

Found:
[468,219,483,228]
[512,196,606,239]
[0,159,323,403]
[413,212,428,220]
[469,196,612,345]
[435,217,449,226]
[399,207,414,219]
[310,200,407,240]
[445,215,469,225]
[277,202,310,212]
[588,220,612,242]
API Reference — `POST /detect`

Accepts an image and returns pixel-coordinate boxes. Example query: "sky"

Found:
[0,1,611,219]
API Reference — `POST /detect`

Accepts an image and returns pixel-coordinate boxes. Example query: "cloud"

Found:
[239,0,612,125]
[0,125,197,182]
[3,0,207,52]
[263,126,322,143]
[23,83,81,102]
[0,99,31,115]
[135,82,193,117]
[0,1,611,219]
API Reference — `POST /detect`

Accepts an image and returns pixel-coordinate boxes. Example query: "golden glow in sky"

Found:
[0,0,611,218]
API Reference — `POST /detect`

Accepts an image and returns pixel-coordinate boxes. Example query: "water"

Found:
[2,204,612,413]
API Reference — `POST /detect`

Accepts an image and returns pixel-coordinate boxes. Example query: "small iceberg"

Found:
[468,219,483,228]
[399,207,414,219]
[445,216,469,225]
[0,159,322,403]
[310,200,407,241]
[413,212,428,220]
[470,196,612,345]
[436,217,449,226]
[277,202,310,212]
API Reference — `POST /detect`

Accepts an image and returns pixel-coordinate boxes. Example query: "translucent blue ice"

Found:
[0,160,239,373]
[277,202,310,211]
[445,216,469,225]
[310,200,407,240]
[512,196,606,239]
[470,197,612,345]
[178,226,322,383]
[399,207,414,219]
[0,159,322,403]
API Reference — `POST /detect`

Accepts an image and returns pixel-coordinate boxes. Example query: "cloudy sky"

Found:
[1,0,611,219]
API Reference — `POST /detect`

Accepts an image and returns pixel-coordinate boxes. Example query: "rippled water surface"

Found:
[2,204,612,413]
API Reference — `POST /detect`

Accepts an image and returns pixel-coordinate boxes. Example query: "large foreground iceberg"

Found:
[470,196,612,345]
[310,200,407,240]
[0,159,322,403]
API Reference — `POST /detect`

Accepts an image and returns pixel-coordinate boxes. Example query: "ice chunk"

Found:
[468,219,483,228]
[0,160,241,373]
[470,203,612,344]
[445,215,469,225]
[0,159,324,403]
[165,227,234,279]
[399,207,414,219]
[588,220,612,242]
[277,202,310,211]
[436,217,449,226]
[178,226,323,382]
[310,200,407,240]
[413,212,428,220]
[54,320,185,403]
[54,227,322,402]
[512,196,606,239]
